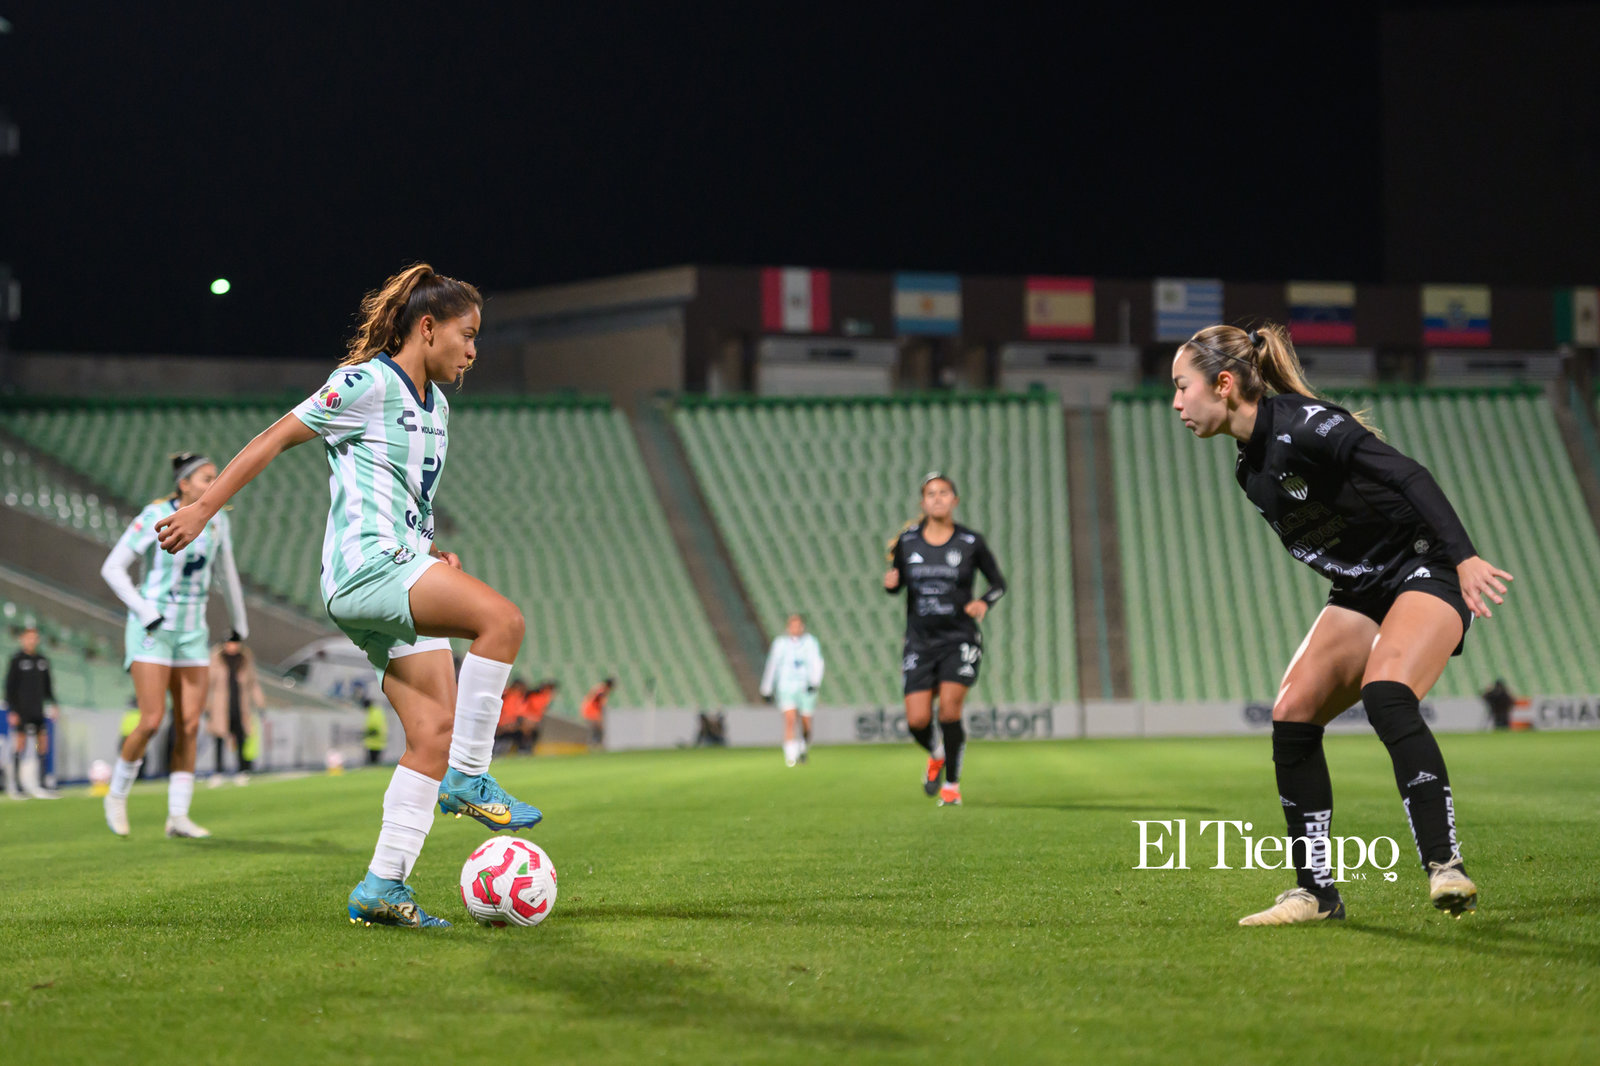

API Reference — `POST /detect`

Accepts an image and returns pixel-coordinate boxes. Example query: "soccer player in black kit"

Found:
[883,474,1006,806]
[1172,323,1512,925]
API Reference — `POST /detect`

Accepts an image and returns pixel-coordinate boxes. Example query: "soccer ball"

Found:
[458,837,558,927]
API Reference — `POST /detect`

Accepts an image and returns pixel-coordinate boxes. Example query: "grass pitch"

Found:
[1,733,1596,1065]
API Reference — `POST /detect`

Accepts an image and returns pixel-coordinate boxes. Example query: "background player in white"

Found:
[156,263,539,929]
[759,613,824,766]
[101,453,249,838]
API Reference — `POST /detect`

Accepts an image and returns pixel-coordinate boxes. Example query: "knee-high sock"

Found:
[109,757,142,799]
[909,722,942,758]
[215,736,228,774]
[940,719,967,785]
[1363,680,1462,871]
[449,653,513,776]
[167,772,195,818]
[1272,720,1337,898]
[369,765,439,881]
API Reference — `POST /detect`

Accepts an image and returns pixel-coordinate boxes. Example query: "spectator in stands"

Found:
[1482,678,1516,731]
[363,697,389,765]
[206,635,263,787]
[521,680,556,755]
[581,678,615,749]
[5,624,60,799]
[495,678,529,754]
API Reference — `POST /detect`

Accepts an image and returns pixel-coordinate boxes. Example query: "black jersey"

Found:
[5,650,54,718]
[1236,394,1477,598]
[887,522,1006,643]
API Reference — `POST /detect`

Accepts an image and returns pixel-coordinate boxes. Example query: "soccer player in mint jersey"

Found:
[1172,323,1512,925]
[157,264,539,930]
[101,453,249,839]
[759,613,825,766]
[883,474,1006,807]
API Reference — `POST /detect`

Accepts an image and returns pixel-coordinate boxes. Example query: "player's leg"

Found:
[1360,591,1476,916]
[106,661,173,835]
[797,699,813,762]
[348,646,455,928]
[782,707,799,767]
[904,688,945,795]
[18,723,57,799]
[164,665,211,838]
[5,713,20,798]
[934,681,969,806]
[1239,605,1376,926]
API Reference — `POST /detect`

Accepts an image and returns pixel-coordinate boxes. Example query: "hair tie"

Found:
[1247,329,1261,348]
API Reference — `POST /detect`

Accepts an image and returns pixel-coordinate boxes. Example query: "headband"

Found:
[174,455,213,484]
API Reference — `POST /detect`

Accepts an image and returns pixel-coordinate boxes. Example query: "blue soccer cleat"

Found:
[437,768,543,831]
[347,872,452,929]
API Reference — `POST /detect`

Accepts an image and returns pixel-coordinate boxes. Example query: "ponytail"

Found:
[1180,321,1374,430]
[342,263,483,367]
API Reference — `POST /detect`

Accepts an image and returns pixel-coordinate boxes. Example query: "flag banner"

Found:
[1025,276,1094,339]
[761,267,831,333]
[1286,281,1356,345]
[1421,285,1491,347]
[1554,287,1600,347]
[1153,278,1222,341]
[893,272,962,335]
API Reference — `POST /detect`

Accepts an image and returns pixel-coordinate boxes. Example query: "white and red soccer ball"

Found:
[458,837,558,927]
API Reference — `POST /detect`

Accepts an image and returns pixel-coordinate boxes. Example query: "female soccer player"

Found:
[883,473,1006,806]
[155,264,539,929]
[1171,323,1511,925]
[101,453,249,838]
[758,613,825,766]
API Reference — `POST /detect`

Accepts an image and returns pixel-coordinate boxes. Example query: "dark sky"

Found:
[0,3,1463,357]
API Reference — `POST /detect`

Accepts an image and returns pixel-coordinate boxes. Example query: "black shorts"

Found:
[8,707,44,732]
[902,635,983,694]
[1326,559,1472,656]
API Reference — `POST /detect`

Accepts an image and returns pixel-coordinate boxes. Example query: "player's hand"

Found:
[964,600,989,621]
[155,503,212,554]
[883,568,900,590]
[1457,556,1513,618]
[435,550,462,570]
[46,706,58,721]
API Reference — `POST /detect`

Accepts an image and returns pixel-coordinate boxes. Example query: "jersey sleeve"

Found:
[114,504,161,557]
[758,639,780,697]
[291,365,382,445]
[1287,402,1368,469]
[885,533,908,596]
[974,535,1007,606]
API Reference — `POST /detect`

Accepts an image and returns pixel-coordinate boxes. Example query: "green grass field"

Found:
[2,734,1597,1065]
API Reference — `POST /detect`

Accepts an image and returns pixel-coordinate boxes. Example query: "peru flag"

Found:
[761,267,831,333]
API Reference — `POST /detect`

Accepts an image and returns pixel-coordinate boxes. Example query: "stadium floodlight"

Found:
[210,278,231,295]
[0,16,11,32]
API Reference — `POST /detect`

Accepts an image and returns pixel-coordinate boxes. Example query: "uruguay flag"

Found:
[1154,278,1223,341]
[894,273,962,336]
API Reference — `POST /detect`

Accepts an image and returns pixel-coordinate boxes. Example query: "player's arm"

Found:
[158,413,316,552]
[758,639,779,698]
[884,535,906,593]
[4,656,17,709]
[808,637,824,691]
[102,517,163,628]
[965,537,1007,619]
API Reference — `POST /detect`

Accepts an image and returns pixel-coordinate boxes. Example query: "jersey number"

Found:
[959,643,981,665]
[182,554,207,578]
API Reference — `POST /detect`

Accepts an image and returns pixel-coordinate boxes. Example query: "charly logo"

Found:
[1132,819,1402,881]
[946,550,962,567]
[1278,472,1310,501]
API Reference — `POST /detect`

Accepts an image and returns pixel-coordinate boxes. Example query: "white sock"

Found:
[168,771,195,818]
[369,765,439,881]
[449,653,513,775]
[783,740,798,763]
[110,757,142,799]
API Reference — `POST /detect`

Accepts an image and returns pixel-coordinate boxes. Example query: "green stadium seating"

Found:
[674,394,1076,706]
[1111,389,1600,701]
[0,397,741,709]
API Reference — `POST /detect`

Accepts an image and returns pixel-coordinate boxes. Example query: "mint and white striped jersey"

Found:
[291,353,449,602]
[113,500,233,632]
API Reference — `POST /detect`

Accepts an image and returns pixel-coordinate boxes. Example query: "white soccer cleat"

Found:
[207,775,228,789]
[233,773,250,787]
[1238,887,1346,926]
[1427,857,1478,918]
[165,815,212,839]
[105,794,130,836]
[19,758,58,799]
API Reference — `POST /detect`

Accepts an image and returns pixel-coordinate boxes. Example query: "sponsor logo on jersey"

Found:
[1315,414,1345,437]
[1300,404,1327,424]
[1278,473,1310,500]
[317,385,342,410]
[902,652,919,673]
[1406,566,1431,581]
[907,552,924,563]
[946,550,962,567]
[1277,433,1292,443]
[960,533,976,543]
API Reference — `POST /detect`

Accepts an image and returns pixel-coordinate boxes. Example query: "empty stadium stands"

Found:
[674,393,1076,706]
[0,396,741,709]
[1112,387,1600,701]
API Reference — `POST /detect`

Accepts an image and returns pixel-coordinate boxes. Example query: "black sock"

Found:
[1362,680,1462,872]
[909,722,937,755]
[939,719,966,785]
[216,737,226,772]
[240,757,253,773]
[1272,720,1338,900]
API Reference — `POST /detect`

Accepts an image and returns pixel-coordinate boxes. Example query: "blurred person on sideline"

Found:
[581,678,615,749]
[206,634,263,787]
[520,680,556,755]
[495,678,529,754]
[5,624,60,799]
[363,696,389,766]
[758,613,825,767]
[1482,678,1516,731]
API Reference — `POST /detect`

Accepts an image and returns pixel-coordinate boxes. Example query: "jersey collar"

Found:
[376,352,435,412]
[1240,395,1276,467]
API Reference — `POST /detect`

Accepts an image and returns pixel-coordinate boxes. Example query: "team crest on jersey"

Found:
[1279,473,1310,501]
[1414,539,1430,554]
[946,550,962,567]
[316,385,342,410]
[390,547,416,565]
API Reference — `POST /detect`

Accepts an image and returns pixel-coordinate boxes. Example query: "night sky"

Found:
[1,3,1580,358]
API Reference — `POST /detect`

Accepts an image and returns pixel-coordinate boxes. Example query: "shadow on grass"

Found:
[486,938,910,1053]
[1342,909,1600,968]
[196,837,361,856]
[984,802,1223,814]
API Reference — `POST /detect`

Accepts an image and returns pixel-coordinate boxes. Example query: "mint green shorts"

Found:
[124,616,211,670]
[326,548,450,674]
[776,687,817,715]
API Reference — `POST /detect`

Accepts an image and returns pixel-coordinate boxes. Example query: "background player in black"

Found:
[6,624,60,799]
[884,474,1006,806]
[1172,323,1511,925]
